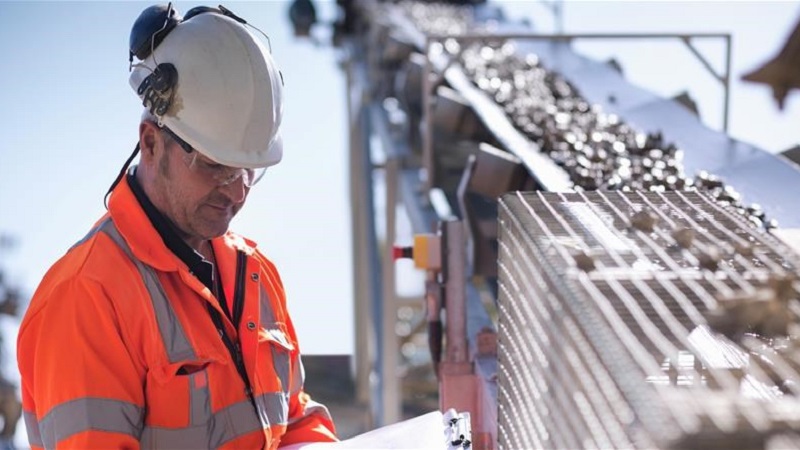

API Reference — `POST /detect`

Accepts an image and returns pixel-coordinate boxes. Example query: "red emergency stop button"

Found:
[392,246,413,260]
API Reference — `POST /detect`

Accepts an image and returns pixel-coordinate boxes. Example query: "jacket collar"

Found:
[130,168,208,268]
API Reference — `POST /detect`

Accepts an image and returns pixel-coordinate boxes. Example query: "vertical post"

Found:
[426,271,443,378]
[723,34,732,133]
[553,0,564,34]
[345,42,381,427]
[442,220,468,365]
[422,38,435,193]
[381,149,401,425]
[349,73,371,407]
[439,219,477,437]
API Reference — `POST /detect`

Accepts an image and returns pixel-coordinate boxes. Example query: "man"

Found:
[17,4,337,449]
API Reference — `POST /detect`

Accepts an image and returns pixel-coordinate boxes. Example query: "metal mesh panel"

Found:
[498,191,800,449]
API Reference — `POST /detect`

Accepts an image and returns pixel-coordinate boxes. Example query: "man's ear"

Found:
[139,121,162,162]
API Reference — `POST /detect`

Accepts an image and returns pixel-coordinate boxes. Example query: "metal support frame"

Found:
[679,35,733,131]
[436,218,497,450]
[421,32,733,193]
[365,86,415,428]
[346,57,372,408]
[537,0,565,34]
[380,149,402,425]
[442,220,468,366]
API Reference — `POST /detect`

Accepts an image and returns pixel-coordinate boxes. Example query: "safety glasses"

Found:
[162,127,267,188]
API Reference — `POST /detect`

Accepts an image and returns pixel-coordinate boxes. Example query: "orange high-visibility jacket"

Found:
[18,175,337,449]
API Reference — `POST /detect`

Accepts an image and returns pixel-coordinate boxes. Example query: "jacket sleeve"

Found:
[18,276,145,449]
[282,389,338,446]
[279,312,337,446]
[255,255,337,446]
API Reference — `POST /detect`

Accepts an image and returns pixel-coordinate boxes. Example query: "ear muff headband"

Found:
[129,3,249,64]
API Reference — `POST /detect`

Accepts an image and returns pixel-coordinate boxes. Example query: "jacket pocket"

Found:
[258,323,295,394]
[146,357,219,429]
[252,322,294,436]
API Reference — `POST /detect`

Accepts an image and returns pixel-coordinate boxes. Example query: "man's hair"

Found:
[139,109,176,177]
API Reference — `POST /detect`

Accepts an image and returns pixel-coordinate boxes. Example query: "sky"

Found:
[0,0,799,374]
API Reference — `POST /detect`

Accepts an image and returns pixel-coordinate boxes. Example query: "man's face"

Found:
[152,136,250,243]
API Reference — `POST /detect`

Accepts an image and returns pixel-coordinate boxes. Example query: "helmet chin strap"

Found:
[104,142,141,209]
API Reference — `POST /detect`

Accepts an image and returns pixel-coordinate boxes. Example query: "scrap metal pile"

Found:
[498,191,800,449]
[455,41,777,230]
[395,0,475,36]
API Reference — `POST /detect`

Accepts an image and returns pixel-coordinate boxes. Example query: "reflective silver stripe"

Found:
[189,372,211,425]
[260,284,293,394]
[259,285,295,397]
[23,410,43,448]
[141,398,263,448]
[289,356,305,397]
[39,398,144,448]
[254,392,288,427]
[259,284,276,323]
[69,217,112,252]
[100,221,196,363]
[271,344,291,393]
[287,399,333,426]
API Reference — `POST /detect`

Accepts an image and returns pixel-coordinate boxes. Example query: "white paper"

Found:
[280,410,447,450]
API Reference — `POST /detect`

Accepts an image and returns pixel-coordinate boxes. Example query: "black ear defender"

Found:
[129,3,181,63]
[129,3,183,117]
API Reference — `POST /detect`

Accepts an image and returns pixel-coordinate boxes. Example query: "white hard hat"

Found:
[129,8,284,169]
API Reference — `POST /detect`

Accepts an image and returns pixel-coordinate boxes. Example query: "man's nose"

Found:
[218,175,248,203]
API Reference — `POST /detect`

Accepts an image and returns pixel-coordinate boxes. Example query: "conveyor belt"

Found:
[443,64,574,191]
[476,33,800,226]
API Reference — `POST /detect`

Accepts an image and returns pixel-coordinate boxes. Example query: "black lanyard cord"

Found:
[205,250,255,404]
[104,143,141,209]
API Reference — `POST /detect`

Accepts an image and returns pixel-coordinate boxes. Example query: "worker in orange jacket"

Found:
[17,4,337,449]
